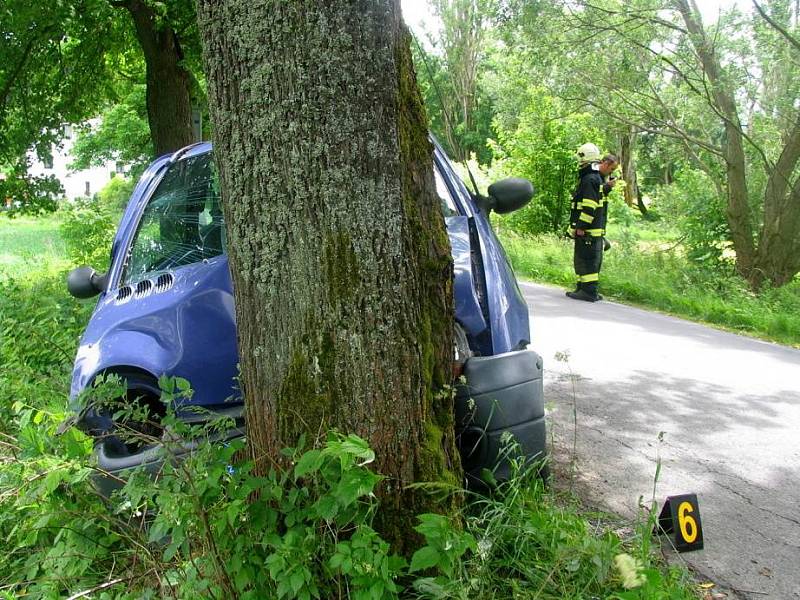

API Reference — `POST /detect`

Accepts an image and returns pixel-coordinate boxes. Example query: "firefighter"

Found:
[567,144,619,302]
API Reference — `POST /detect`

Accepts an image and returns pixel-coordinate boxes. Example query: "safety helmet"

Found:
[576,142,602,163]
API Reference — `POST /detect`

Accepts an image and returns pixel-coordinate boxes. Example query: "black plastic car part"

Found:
[455,349,546,488]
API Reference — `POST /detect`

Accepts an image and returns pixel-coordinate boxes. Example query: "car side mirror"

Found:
[486,178,534,214]
[67,267,108,299]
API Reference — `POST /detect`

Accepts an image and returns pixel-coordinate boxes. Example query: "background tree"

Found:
[0,0,202,211]
[109,0,199,155]
[491,0,800,287]
[197,0,461,548]
[415,0,498,163]
[0,1,115,213]
[69,82,153,177]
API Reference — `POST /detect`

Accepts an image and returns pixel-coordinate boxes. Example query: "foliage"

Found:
[1,387,700,600]
[652,168,731,265]
[0,170,63,216]
[122,415,409,600]
[409,455,697,599]
[0,1,121,211]
[501,228,800,346]
[484,0,800,287]
[413,0,499,163]
[59,193,118,271]
[1,0,204,210]
[97,175,136,213]
[0,272,91,436]
[70,84,153,178]
[491,88,606,235]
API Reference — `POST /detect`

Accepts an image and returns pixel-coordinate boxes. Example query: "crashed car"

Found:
[66,138,546,490]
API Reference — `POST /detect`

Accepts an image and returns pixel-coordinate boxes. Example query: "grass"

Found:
[0,214,706,598]
[499,225,800,347]
[0,214,70,279]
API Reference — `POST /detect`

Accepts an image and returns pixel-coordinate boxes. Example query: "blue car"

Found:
[66,139,546,489]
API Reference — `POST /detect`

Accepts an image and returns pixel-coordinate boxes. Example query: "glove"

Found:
[603,238,612,251]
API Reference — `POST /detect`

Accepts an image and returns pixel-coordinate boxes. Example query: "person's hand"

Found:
[575,229,586,237]
[607,176,618,188]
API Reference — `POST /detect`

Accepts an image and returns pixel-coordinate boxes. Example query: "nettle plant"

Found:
[4,375,477,599]
[141,380,477,599]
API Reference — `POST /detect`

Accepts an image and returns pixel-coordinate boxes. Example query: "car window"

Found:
[122,153,224,284]
[435,167,459,217]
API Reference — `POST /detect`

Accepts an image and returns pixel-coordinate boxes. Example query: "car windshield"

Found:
[122,153,224,284]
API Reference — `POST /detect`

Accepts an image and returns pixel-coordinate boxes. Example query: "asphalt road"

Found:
[519,281,800,600]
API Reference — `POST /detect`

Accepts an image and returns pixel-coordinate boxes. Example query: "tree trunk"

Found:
[751,113,800,287]
[197,0,460,551]
[675,0,758,280]
[125,0,195,155]
[619,128,645,215]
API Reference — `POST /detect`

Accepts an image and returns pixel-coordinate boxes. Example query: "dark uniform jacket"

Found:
[569,163,611,237]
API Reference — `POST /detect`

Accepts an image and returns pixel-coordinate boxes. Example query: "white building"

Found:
[27,123,124,201]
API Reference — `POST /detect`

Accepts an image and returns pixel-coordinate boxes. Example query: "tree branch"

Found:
[752,0,800,54]
[0,34,41,115]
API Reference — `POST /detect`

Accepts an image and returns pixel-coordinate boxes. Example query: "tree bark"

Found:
[197,0,460,550]
[124,0,195,155]
[675,0,758,280]
[754,112,800,287]
[619,128,645,215]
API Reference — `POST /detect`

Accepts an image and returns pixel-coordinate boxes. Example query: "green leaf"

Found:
[289,568,305,594]
[294,449,323,480]
[312,494,338,522]
[329,552,344,570]
[340,434,375,463]
[409,546,441,573]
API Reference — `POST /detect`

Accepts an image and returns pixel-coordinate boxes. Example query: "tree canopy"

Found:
[0,0,202,213]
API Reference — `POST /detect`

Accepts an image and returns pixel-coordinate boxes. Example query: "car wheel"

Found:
[96,372,165,458]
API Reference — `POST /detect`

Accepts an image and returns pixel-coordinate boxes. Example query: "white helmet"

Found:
[576,142,601,163]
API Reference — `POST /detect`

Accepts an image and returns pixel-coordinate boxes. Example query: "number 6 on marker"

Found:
[677,501,698,543]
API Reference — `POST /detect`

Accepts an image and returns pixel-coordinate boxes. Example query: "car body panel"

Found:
[431,141,530,354]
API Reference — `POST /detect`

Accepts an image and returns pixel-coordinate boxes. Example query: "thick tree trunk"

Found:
[125,0,194,155]
[197,1,460,550]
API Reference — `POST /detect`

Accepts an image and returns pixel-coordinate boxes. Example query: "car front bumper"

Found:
[455,349,547,487]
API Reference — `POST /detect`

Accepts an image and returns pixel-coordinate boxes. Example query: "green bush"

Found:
[1,396,697,600]
[59,175,133,271]
[650,169,731,266]
[0,269,92,434]
[491,87,606,236]
[59,195,117,271]
[97,175,135,213]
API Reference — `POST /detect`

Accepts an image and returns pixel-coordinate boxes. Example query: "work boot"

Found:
[566,289,600,302]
